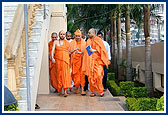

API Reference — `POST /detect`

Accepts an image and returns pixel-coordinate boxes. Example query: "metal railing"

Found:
[24,4,31,111]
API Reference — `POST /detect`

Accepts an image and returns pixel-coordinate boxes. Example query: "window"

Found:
[161,74,164,88]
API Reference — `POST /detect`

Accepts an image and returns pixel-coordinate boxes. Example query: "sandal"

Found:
[90,93,96,97]
[100,92,104,97]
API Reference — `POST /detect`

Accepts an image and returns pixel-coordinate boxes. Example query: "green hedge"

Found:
[120,81,134,97]
[125,97,137,110]
[131,87,148,98]
[126,97,158,111]
[4,103,19,111]
[107,73,115,80]
[156,95,164,111]
[107,78,123,96]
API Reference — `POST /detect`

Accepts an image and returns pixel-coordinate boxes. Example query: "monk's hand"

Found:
[76,50,82,54]
[89,48,97,53]
[71,48,79,54]
[108,60,111,65]
[81,51,84,55]
[74,47,79,51]
[52,57,56,63]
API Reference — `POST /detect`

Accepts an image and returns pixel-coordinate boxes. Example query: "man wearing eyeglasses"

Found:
[48,32,58,93]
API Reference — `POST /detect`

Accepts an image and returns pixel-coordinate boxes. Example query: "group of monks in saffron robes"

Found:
[48,28,109,97]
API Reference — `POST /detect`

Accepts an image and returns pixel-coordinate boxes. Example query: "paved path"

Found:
[36,89,125,111]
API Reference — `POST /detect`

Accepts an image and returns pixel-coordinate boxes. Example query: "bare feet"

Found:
[74,89,80,94]
[64,93,68,97]
[81,90,86,96]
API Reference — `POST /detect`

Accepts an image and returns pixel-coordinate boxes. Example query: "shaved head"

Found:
[88,28,96,38]
[59,30,66,40]
[59,30,65,35]
[66,31,72,40]
[89,28,96,34]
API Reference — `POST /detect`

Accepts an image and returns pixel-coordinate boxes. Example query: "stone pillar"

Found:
[48,4,67,41]
[7,58,21,100]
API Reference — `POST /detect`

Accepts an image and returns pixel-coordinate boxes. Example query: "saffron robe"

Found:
[48,40,57,89]
[55,40,71,92]
[82,36,109,93]
[70,39,86,88]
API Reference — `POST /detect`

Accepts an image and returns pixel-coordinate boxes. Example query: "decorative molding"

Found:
[51,12,64,17]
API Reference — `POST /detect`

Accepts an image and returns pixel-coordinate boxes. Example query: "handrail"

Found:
[30,4,51,111]
[4,4,38,103]
[4,5,24,59]
[24,4,31,111]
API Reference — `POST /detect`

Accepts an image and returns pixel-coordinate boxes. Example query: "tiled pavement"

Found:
[36,89,125,111]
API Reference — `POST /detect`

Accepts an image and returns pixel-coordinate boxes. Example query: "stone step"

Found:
[4,29,10,36]
[4,16,15,23]
[29,41,40,51]
[4,78,8,87]
[33,21,43,27]
[29,48,38,52]
[21,77,33,88]
[29,57,37,67]
[4,11,16,16]
[4,73,33,86]
[34,17,43,22]
[4,68,8,78]
[29,50,38,58]
[4,21,14,30]
[32,28,43,34]
[35,9,45,15]
[4,6,18,11]
[17,95,27,111]
[19,88,27,101]
[30,34,41,42]
[23,67,35,77]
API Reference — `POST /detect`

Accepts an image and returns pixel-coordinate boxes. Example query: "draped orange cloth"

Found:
[82,36,109,93]
[55,40,71,92]
[48,40,57,89]
[70,39,86,88]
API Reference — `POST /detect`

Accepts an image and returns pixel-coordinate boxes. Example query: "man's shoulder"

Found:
[64,39,70,46]
[94,36,104,44]
[48,40,53,45]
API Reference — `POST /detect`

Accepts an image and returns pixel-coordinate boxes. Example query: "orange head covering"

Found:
[75,29,81,36]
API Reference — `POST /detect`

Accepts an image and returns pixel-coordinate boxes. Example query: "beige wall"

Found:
[38,35,50,94]
[48,4,67,42]
[38,4,67,94]
[122,42,164,74]
[122,42,164,92]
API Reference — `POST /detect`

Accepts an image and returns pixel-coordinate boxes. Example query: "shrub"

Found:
[131,87,148,98]
[107,79,123,96]
[4,103,19,111]
[156,95,164,111]
[120,81,134,97]
[137,98,158,111]
[107,73,115,80]
[126,97,137,111]
[126,97,158,111]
